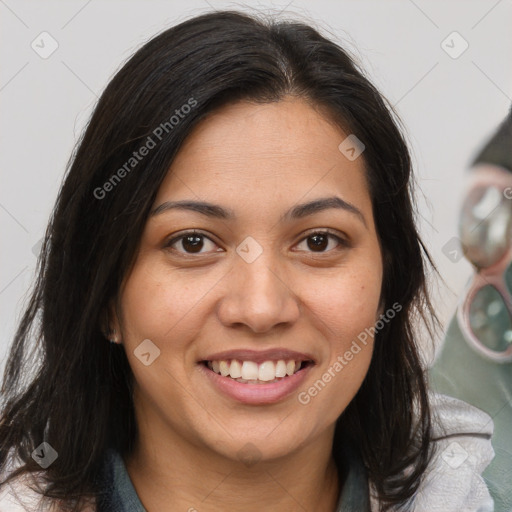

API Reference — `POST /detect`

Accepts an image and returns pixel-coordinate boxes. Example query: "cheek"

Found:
[296,270,380,428]
[118,263,209,411]
[120,261,212,343]
[312,264,382,343]
[300,260,381,395]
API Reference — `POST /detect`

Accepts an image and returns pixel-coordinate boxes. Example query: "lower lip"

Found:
[198,363,313,405]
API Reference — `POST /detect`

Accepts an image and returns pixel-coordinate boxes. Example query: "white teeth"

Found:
[230,359,242,378]
[275,360,287,378]
[258,361,276,381]
[207,358,308,382]
[241,361,259,380]
[219,360,229,377]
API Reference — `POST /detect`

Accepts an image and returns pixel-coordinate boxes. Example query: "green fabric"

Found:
[430,289,512,511]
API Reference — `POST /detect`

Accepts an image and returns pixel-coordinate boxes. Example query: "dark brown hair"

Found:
[0,10,437,511]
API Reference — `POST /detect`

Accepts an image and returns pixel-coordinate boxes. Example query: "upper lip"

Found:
[201,348,316,365]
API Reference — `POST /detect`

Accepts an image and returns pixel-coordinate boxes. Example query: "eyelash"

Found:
[164,229,349,256]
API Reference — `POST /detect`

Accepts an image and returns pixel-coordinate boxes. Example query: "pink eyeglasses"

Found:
[457,166,512,363]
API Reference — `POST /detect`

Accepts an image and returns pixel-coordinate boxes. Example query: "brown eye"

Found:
[179,233,205,253]
[295,231,347,253]
[307,233,329,251]
[166,231,220,255]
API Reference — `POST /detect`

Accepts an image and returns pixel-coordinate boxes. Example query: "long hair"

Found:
[0,10,437,511]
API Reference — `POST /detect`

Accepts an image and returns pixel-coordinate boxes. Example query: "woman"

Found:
[0,9,494,512]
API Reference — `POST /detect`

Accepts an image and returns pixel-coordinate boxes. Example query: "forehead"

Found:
[153,97,371,216]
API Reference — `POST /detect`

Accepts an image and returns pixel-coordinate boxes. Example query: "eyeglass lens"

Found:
[468,263,512,352]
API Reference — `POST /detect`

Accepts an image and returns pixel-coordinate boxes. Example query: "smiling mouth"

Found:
[202,359,314,384]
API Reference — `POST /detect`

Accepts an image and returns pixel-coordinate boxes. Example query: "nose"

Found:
[216,253,301,334]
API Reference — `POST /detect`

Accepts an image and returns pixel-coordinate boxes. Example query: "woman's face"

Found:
[114,97,383,463]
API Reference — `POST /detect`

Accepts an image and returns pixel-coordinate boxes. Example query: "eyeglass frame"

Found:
[458,243,512,363]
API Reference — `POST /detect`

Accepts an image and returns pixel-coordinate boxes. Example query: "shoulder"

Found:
[368,392,495,512]
[410,392,495,512]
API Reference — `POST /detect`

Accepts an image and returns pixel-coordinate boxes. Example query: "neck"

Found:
[124,427,340,512]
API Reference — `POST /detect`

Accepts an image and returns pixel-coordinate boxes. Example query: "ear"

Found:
[376,301,385,323]
[376,246,391,322]
[100,299,122,343]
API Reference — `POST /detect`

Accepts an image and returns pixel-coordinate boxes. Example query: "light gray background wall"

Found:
[1,0,511,373]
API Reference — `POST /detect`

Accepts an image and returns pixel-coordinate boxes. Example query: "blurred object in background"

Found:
[458,160,512,362]
[431,106,512,512]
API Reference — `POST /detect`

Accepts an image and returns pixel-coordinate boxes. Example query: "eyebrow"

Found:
[150,196,367,227]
